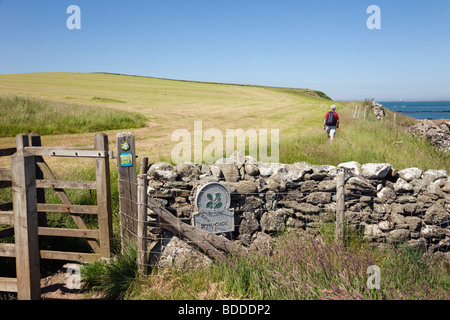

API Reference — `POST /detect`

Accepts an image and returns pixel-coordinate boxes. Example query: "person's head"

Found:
[330,105,336,111]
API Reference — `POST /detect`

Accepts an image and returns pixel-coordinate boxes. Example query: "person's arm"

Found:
[336,120,339,129]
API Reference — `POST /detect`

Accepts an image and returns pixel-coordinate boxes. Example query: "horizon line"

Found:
[1,71,449,102]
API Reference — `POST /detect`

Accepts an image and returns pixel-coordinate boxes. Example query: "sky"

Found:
[0,0,449,101]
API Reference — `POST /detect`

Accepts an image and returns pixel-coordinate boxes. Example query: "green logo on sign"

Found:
[206,193,222,210]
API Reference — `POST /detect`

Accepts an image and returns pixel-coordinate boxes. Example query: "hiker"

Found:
[323,104,339,141]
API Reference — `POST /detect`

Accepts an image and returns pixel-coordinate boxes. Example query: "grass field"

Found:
[80,230,449,300]
[0,94,146,137]
[0,72,338,172]
[0,72,448,174]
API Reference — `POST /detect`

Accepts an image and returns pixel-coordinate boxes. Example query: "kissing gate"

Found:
[0,133,114,300]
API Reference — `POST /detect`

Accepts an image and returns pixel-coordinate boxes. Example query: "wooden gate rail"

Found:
[0,277,17,294]
[36,179,97,190]
[0,132,114,299]
[25,147,113,158]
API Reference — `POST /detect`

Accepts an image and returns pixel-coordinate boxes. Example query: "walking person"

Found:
[324,104,339,141]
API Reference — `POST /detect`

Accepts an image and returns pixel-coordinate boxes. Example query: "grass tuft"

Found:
[209,232,450,300]
[81,243,139,300]
[0,94,146,137]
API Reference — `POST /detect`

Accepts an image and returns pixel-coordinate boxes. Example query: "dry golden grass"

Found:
[0,72,334,173]
[134,268,240,300]
[1,72,447,174]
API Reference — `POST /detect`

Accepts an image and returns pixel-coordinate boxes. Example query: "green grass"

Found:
[269,87,332,101]
[1,72,447,172]
[0,94,146,137]
[81,243,139,300]
[279,104,450,172]
[120,232,449,300]
[77,210,449,300]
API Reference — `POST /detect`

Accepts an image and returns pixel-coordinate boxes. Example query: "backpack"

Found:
[325,111,337,126]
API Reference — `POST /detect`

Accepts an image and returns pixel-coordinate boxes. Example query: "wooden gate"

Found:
[0,133,114,300]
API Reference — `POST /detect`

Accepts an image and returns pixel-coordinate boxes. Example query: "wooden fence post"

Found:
[11,149,40,300]
[335,169,345,246]
[137,164,148,275]
[16,133,47,227]
[94,133,114,259]
[29,133,47,227]
[116,132,137,247]
[15,134,29,151]
[393,112,397,127]
[364,106,368,121]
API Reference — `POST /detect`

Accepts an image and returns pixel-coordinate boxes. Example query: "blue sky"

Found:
[0,0,449,101]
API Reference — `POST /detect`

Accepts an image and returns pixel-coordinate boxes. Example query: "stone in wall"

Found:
[151,233,213,269]
[409,120,450,152]
[371,101,386,120]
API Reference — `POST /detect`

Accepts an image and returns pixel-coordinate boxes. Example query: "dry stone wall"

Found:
[147,152,450,255]
[409,120,450,152]
[371,101,386,120]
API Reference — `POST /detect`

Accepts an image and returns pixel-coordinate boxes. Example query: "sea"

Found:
[378,101,450,120]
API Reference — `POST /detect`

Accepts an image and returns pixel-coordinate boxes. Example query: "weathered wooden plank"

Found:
[12,147,41,300]
[15,134,29,150]
[0,168,12,181]
[40,250,100,263]
[0,277,18,293]
[116,132,137,243]
[336,169,345,246]
[38,227,99,238]
[36,179,97,190]
[37,203,99,215]
[15,133,47,228]
[0,148,16,157]
[36,158,101,254]
[137,170,148,275]
[0,243,15,257]
[94,133,114,259]
[0,211,14,225]
[26,147,108,158]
